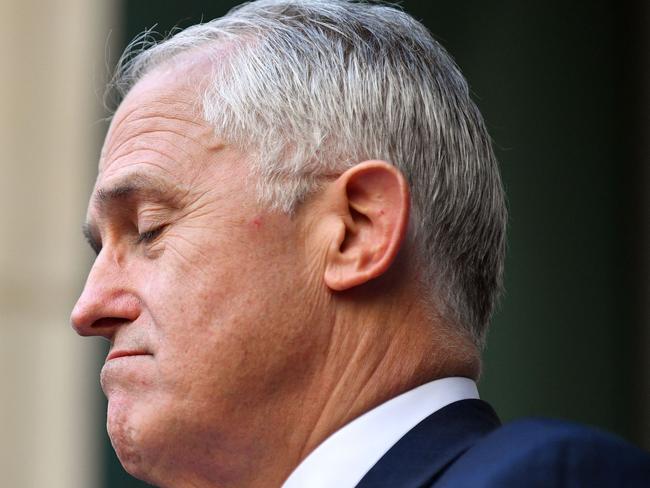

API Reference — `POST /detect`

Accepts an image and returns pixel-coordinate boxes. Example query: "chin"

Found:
[107,393,161,484]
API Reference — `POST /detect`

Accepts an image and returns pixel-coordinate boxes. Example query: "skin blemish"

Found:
[251,217,263,229]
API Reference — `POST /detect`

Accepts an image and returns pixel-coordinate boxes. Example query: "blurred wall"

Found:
[0,0,116,486]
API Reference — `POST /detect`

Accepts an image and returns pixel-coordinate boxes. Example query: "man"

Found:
[71,1,649,487]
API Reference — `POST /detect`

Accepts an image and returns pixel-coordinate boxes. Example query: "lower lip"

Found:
[100,354,153,389]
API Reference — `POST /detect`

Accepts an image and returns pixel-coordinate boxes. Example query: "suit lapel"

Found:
[356,399,500,488]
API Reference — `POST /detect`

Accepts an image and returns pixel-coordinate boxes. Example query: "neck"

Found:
[199,284,479,488]
[290,282,479,473]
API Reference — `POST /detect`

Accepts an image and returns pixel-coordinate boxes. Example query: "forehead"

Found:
[93,61,231,202]
[107,48,217,128]
[101,67,210,167]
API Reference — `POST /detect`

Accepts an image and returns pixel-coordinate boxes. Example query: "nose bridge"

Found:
[84,245,125,299]
[71,245,140,337]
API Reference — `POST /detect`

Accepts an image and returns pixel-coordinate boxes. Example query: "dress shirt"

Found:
[282,377,479,488]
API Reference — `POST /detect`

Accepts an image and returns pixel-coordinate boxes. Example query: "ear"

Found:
[323,160,410,291]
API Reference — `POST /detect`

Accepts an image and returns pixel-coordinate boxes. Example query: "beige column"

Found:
[0,0,118,486]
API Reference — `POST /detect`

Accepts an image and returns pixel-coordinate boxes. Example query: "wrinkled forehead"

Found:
[91,45,250,221]
[101,47,225,164]
[90,73,244,228]
[104,86,189,163]
[101,94,211,181]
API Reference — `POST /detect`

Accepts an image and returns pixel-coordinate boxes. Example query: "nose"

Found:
[70,248,141,340]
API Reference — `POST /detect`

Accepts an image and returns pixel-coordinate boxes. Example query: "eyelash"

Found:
[86,236,102,256]
[136,226,165,244]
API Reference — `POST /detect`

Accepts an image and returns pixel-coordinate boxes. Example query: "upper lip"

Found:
[106,350,151,362]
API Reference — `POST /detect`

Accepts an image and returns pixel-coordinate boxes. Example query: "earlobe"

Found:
[323,160,410,291]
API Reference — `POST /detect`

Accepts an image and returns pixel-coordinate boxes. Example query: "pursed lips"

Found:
[106,350,152,362]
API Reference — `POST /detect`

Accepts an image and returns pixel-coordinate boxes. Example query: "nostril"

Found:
[91,317,130,329]
[73,316,130,338]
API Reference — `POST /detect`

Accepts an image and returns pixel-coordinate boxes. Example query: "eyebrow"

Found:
[82,171,187,253]
[93,172,186,209]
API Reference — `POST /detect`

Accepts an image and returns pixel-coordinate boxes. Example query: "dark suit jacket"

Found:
[356,399,650,487]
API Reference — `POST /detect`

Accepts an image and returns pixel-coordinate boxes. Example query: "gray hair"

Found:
[111,0,507,348]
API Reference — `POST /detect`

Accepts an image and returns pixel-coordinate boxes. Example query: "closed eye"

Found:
[85,235,102,255]
[136,225,166,244]
[82,223,102,255]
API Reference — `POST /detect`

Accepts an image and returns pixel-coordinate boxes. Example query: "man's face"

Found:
[71,69,328,485]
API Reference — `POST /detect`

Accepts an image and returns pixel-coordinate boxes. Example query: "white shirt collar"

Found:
[282,377,479,488]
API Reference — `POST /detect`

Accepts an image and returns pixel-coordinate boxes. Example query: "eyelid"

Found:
[83,224,102,255]
[85,235,102,256]
[136,224,167,244]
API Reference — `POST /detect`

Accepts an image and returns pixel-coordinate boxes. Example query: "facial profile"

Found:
[71,67,337,486]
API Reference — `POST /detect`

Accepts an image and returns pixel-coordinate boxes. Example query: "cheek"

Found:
[141,226,272,338]
[133,215,321,393]
[142,261,307,399]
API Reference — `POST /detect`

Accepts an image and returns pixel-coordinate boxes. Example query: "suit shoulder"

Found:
[489,417,641,450]
[434,418,650,488]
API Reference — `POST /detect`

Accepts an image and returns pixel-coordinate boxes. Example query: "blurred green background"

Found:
[102,0,648,486]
